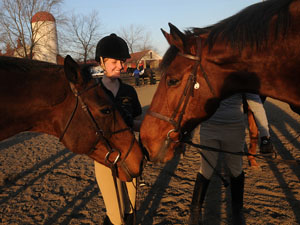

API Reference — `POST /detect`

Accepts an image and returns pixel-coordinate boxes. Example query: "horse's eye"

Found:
[167,79,179,86]
[100,108,112,114]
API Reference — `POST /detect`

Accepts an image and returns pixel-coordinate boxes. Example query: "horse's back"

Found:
[0,56,65,97]
[0,56,67,139]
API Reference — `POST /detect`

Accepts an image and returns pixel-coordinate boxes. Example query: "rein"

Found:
[184,139,300,165]
[148,38,215,162]
[59,81,135,180]
[59,83,98,142]
[183,139,300,187]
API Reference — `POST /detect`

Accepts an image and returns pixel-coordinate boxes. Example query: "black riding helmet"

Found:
[95,33,131,62]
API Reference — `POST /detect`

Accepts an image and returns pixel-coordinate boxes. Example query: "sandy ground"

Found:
[1,83,300,225]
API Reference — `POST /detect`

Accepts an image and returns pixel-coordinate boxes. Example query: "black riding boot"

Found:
[188,173,210,225]
[230,171,245,225]
[124,213,135,225]
[103,213,135,225]
[102,215,113,225]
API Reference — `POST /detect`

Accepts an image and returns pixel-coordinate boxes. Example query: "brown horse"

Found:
[140,0,300,162]
[0,55,144,181]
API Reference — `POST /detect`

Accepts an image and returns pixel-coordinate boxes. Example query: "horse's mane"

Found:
[0,56,94,83]
[161,0,294,71]
[0,56,61,72]
[160,45,179,73]
[189,0,294,50]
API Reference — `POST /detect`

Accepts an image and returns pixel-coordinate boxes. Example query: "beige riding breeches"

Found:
[94,161,136,225]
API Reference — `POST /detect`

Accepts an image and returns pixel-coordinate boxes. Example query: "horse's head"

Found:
[62,55,144,181]
[140,23,220,163]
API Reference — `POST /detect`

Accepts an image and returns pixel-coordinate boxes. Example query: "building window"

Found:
[150,52,152,59]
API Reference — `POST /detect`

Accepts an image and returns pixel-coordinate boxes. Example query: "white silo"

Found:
[31,11,58,64]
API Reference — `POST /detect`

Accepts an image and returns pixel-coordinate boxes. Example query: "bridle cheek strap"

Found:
[60,81,137,223]
[148,67,199,162]
[147,37,216,162]
[60,82,136,180]
[59,82,99,142]
[147,39,202,162]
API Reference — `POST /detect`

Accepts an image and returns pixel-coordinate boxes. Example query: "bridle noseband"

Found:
[59,81,135,179]
[148,38,215,161]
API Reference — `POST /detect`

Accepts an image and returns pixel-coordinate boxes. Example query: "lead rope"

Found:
[183,139,249,187]
[123,179,137,224]
[110,165,137,225]
[198,149,229,187]
[183,139,300,186]
[110,164,126,224]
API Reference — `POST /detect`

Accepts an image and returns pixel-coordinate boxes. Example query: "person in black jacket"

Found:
[93,33,142,225]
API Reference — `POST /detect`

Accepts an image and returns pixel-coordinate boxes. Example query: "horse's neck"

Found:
[202,1,300,108]
[0,67,70,141]
[204,42,300,107]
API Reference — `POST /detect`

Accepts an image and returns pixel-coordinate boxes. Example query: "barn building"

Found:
[124,50,162,73]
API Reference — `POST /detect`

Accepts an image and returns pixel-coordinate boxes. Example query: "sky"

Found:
[63,0,261,56]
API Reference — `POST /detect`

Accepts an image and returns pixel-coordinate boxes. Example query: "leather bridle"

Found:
[147,38,215,162]
[59,81,135,180]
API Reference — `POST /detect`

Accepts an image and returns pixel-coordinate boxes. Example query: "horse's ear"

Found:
[64,55,82,84]
[162,23,185,51]
[161,28,171,44]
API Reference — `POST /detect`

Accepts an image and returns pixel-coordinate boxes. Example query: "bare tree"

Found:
[63,10,102,63]
[0,27,7,53]
[0,0,64,59]
[119,24,155,54]
[137,34,158,53]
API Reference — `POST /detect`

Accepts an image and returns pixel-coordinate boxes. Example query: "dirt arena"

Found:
[1,84,300,224]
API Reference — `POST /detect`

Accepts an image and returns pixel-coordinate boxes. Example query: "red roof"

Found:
[125,50,149,64]
[32,11,55,23]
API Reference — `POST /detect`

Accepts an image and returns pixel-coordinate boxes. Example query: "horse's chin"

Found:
[114,161,144,182]
[160,151,175,163]
[117,158,145,182]
[148,142,177,163]
[149,153,173,163]
[117,169,134,182]
[88,150,142,182]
